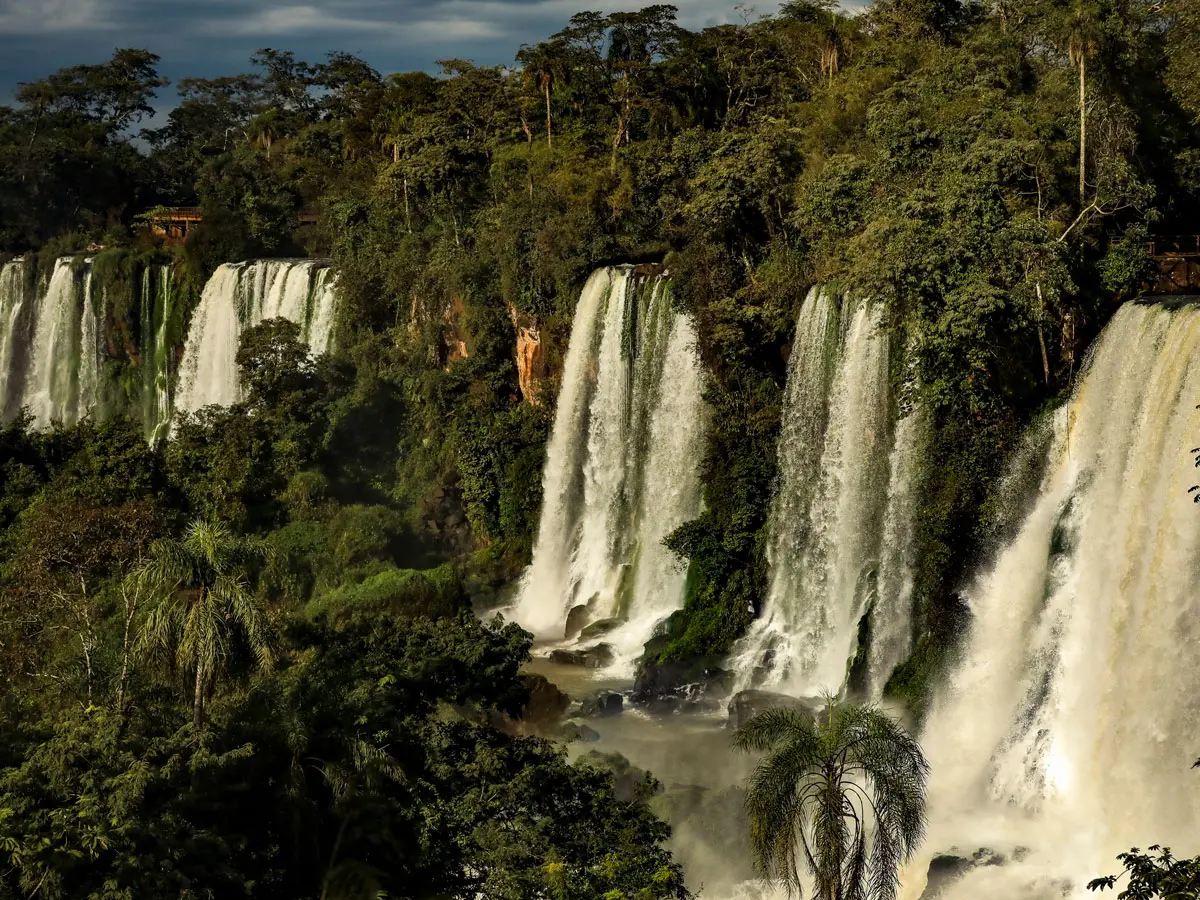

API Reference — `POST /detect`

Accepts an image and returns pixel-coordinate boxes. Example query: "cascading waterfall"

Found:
[904,299,1200,899]
[0,256,174,431]
[734,288,923,699]
[174,260,339,416]
[0,256,337,435]
[24,258,98,428]
[513,267,707,667]
[140,265,176,442]
[0,259,32,421]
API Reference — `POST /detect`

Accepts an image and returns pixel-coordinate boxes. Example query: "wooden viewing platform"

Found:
[1147,235,1200,295]
[147,206,320,242]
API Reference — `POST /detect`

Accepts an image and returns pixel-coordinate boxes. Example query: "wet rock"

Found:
[576,690,624,718]
[578,618,621,641]
[548,644,614,669]
[725,689,821,731]
[919,847,1009,899]
[564,604,591,640]
[518,674,570,728]
[632,655,731,714]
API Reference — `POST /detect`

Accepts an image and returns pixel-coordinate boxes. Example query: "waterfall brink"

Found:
[513,267,706,669]
[174,260,338,417]
[910,300,1200,899]
[734,289,922,699]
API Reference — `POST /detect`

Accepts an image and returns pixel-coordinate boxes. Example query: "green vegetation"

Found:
[0,326,689,898]
[3,4,1198,693]
[734,701,929,900]
[0,1,1199,891]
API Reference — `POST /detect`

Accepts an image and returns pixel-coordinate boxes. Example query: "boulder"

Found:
[632,656,732,715]
[518,674,570,729]
[548,643,614,669]
[576,690,624,718]
[564,604,591,640]
[578,618,621,641]
[725,689,822,731]
[560,720,601,742]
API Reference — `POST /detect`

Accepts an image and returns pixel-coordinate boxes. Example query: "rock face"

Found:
[919,847,1017,899]
[443,295,470,365]
[515,325,546,405]
[725,689,821,731]
[548,644,614,669]
[564,604,590,640]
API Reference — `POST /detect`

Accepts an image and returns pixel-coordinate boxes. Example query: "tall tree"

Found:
[1061,2,1101,205]
[517,40,568,148]
[133,520,273,726]
[735,703,928,900]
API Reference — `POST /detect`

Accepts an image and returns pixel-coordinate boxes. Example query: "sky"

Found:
[0,0,855,106]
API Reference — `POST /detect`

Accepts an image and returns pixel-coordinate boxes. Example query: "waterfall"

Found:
[513,267,707,668]
[174,260,338,417]
[140,265,176,442]
[514,270,614,637]
[734,289,922,699]
[0,259,32,421]
[911,300,1200,899]
[0,255,337,435]
[24,258,98,428]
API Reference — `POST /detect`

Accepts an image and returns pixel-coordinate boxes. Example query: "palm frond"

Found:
[738,701,929,900]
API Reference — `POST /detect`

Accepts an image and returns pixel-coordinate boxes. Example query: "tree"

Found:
[517,40,568,148]
[1166,0,1200,122]
[133,520,273,726]
[1088,760,1200,898]
[734,702,929,900]
[1089,846,1200,898]
[604,6,683,162]
[1061,1,1101,205]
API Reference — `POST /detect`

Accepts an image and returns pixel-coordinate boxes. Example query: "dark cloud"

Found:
[0,0,847,105]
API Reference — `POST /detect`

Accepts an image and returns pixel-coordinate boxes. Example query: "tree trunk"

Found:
[193,660,205,728]
[404,177,412,234]
[544,81,553,149]
[1036,282,1051,387]
[1079,53,1087,206]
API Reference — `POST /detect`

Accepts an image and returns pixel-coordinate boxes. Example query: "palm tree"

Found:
[133,520,273,727]
[1062,2,1100,205]
[819,15,845,86]
[248,108,282,160]
[734,701,929,900]
[517,40,568,149]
